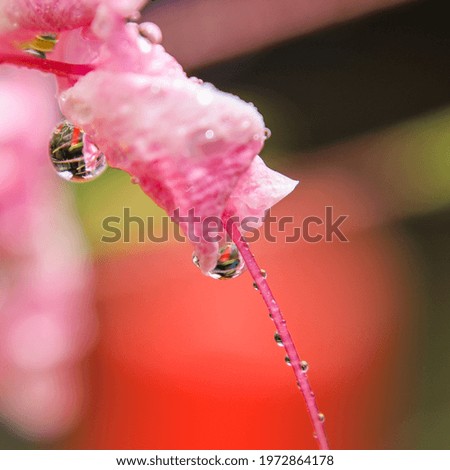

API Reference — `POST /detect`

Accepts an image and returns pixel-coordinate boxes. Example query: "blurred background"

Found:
[1,0,449,450]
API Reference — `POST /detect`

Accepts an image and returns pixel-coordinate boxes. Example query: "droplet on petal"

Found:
[318,412,325,423]
[49,121,107,182]
[138,22,162,44]
[128,11,141,22]
[285,356,292,366]
[300,360,309,372]
[192,242,246,280]
[205,129,215,140]
[20,33,58,59]
[264,127,272,140]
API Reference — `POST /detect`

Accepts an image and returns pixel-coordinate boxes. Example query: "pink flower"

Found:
[1,0,298,273]
[59,10,298,271]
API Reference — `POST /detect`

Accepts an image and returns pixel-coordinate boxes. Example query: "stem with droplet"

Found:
[225,216,330,450]
[0,54,94,77]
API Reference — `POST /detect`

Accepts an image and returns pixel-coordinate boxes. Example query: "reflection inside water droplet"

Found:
[49,120,107,182]
[21,33,58,59]
[192,242,246,280]
[274,332,283,346]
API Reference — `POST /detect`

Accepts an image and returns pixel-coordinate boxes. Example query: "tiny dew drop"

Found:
[318,412,325,423]
[284,356,292,366]
[138,22,162,44]
[253,268,267,290]
[49,121,107,182]
[128,11,141,22]
[300,360,309,372]
[205,129,215,140]
[192,253,200,268]
[192,242,246,280]
[264,127,272,140]
[274,332,283,346]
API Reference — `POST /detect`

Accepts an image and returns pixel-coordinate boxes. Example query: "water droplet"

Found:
[191,77,204,85]
[300,360,309,372]
[318,412,325,422]
[49,121,107,182]
[264,128,272,140]
[205,129,215,140]
[313,432,318,439]
[130,176,140,185]
[252,269,267,290]
[138,22,162,44]
[128,11,141,22]
[274,332,283,346]
[21,33,58,59]
[192,242,246,280]
[23,48,46,59]
[310,390,315,398]
[285,356,292,366]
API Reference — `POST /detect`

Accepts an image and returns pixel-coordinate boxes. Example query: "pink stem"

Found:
[225,217,330,450]
[0,54,94,77]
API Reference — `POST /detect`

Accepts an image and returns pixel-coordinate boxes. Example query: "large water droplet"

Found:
[192,242,246,280]
[49,121,107,182]
[274,332,283,346]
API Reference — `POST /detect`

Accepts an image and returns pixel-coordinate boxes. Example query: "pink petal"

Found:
[226,156,299,229]
[0,0,145,32]
[60,67,266,271]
